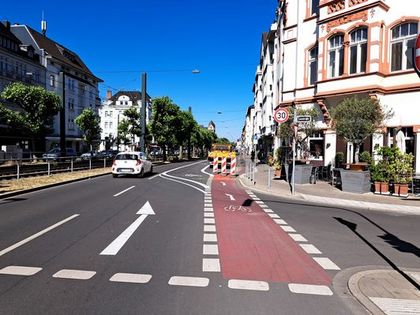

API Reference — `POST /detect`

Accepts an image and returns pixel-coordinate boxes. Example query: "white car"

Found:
[112,152,153,178]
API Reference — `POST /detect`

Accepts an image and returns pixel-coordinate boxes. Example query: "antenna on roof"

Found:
[41,11,47,36]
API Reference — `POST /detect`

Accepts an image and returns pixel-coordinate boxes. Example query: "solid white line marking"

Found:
[148,173,160,180]
[159,174,206,194]
[0,214,79,257]
[200,164,213,177]
[204,218,215,224]
[53,269,96,280]
[203,233,218,242]
[288,233,307,242]
[202,258,220,272]
[0,266,42,276]
[274,219,287,225]
[113,186,135,197]
[203,244,219,255]
[110,273,152,284]
[228,279,269,291]
[313,257,340,270]
[168,276,209,287]
[280,226,296,232]
[204,207,214,212]
[268,213,280,219]
[300,244,322,254]
[204,225,216,232]
[204,213,214,218]
[289,283,333,296]
[100,202,155,255]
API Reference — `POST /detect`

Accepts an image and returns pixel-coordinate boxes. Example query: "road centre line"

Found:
[228,279,269,291]
[113,186,135,197]
[53,269,96,280]
[288,283,333,296]
[0,266,42,276]
[0,214,80,257]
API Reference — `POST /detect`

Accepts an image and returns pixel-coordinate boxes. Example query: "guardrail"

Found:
[0,156,113,180]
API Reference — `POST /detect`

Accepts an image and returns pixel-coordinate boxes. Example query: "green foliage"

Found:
[370,146,413,183]
[215,137,231,144]
[75,108,101,149]
[0,82,61,142]
[359,151,372,163]
[122,107,142,146]
[335,152,344,166]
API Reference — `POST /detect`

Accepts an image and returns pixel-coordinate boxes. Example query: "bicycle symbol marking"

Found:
[223,205,252,213]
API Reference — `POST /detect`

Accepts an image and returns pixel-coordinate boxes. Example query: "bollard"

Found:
[213,158,218,173]
[230,156,237,176]
[221,157,227,174]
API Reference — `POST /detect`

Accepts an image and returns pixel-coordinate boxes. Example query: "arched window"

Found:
[328,35,344,78]
[349,28,368,74]
[391,22,418,71]
[308,46,318,85]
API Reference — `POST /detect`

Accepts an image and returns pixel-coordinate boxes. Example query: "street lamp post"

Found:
[140,73,147,153]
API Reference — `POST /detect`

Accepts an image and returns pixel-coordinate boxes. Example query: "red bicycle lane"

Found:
[211,174,331,285]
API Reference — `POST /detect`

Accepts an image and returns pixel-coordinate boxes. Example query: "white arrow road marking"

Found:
[225,193,235,201]
[100,201,155,256]
[0,214,79,257]
[221,182,226,186]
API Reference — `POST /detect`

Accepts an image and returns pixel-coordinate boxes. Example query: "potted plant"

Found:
[369,163,384,194]
[335,152,344,168]
[273,160,282,178]
[392,151,413,196]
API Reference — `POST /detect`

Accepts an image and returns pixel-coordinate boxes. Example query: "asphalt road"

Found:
[0,160,418,314]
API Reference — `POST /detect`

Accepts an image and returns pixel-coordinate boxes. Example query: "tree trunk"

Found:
[354,144,360,163]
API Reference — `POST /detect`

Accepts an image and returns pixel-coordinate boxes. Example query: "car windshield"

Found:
[115,154,138,160]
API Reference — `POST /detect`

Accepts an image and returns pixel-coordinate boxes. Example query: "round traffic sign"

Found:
[274,108,289,123]
[415,33,420,77]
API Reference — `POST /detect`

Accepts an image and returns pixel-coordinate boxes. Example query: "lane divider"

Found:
[202,192,221,273]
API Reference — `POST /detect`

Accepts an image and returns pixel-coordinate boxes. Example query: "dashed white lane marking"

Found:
[228,279,269,291]
[280,225,296,232]
[0,266,42,276]
[255,200,264,205]
[204,212,214,218]
[268,213,280,219]
[369,297,420,314]
[204,218,215,224]
[313,257,341,270]
[204,203,213,207]
[300,244,322,254]
[288,233,308,242]
[252,197,261,201]
[169,276,209,287]
[263,208,274,213]
[288,283,333,296]
[53,269,96,280]
[260,204,269,209]
[203,244,219,255]
[0,214,80,257]
[204,207,214,212]
[110,273,152,284]
[203,233,218,242]
[274,219,287,225]
[113,186,135,197]
[202,258,220,272]
[204,225,216,232]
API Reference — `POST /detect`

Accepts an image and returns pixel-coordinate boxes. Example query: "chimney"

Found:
[106,90,112,100]
[1,21,11,30]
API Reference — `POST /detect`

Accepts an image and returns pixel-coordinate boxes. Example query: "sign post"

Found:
[414,33,420,77]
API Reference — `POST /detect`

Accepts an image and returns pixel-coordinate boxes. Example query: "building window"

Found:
[328,35,344,78]
[391,22,418,72]
[311,0,319,15]
[105,122,109,129]
[49,75,55,87]
[309,132,324,159]
[349,28,368,74]
[308,46,318,85]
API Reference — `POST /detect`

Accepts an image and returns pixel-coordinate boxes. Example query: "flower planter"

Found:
[374,181,381,194]
[395,183,409,197]
[380,182,390,195]
[340,170,371,193]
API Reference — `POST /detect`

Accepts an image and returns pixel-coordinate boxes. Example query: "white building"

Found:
[99,90,151,151]
[245,0,420,173]
[11,23,103,153]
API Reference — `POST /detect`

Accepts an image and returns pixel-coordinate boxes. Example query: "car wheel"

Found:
[112,174,118,178]
[150,166,153,174]
[138,168,145,178]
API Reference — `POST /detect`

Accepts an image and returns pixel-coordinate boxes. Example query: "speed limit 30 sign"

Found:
[274,107,289,123]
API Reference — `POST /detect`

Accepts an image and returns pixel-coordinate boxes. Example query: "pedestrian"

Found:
[251,150,255,163]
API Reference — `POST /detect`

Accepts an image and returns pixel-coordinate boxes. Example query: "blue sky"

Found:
[3,0,276,141]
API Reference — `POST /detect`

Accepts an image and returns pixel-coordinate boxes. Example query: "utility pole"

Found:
[140,73,147,152]
[59,71,66,156]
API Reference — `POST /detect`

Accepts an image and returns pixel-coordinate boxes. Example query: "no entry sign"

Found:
[274,108,289,123]
[415,33,420,77]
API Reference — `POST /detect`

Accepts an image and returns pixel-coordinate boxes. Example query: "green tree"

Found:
[149,96,181,161]
[75,108,102,152]
[117,119,131,149]
[176,110,197,159]
[0,82,61,153]
[332,96,392,162]
[123,107,142,148]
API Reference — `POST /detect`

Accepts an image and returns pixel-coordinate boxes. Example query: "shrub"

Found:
[359,151,372,163]
[335,152,344,166]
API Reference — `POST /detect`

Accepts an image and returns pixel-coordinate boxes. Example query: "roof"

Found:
[25,25,102,82]
[109,91,151,102]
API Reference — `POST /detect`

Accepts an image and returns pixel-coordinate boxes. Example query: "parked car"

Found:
[98,149,119,159]
[42,148,77,161]
[80,152,97,160]
[112,151,153,178]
